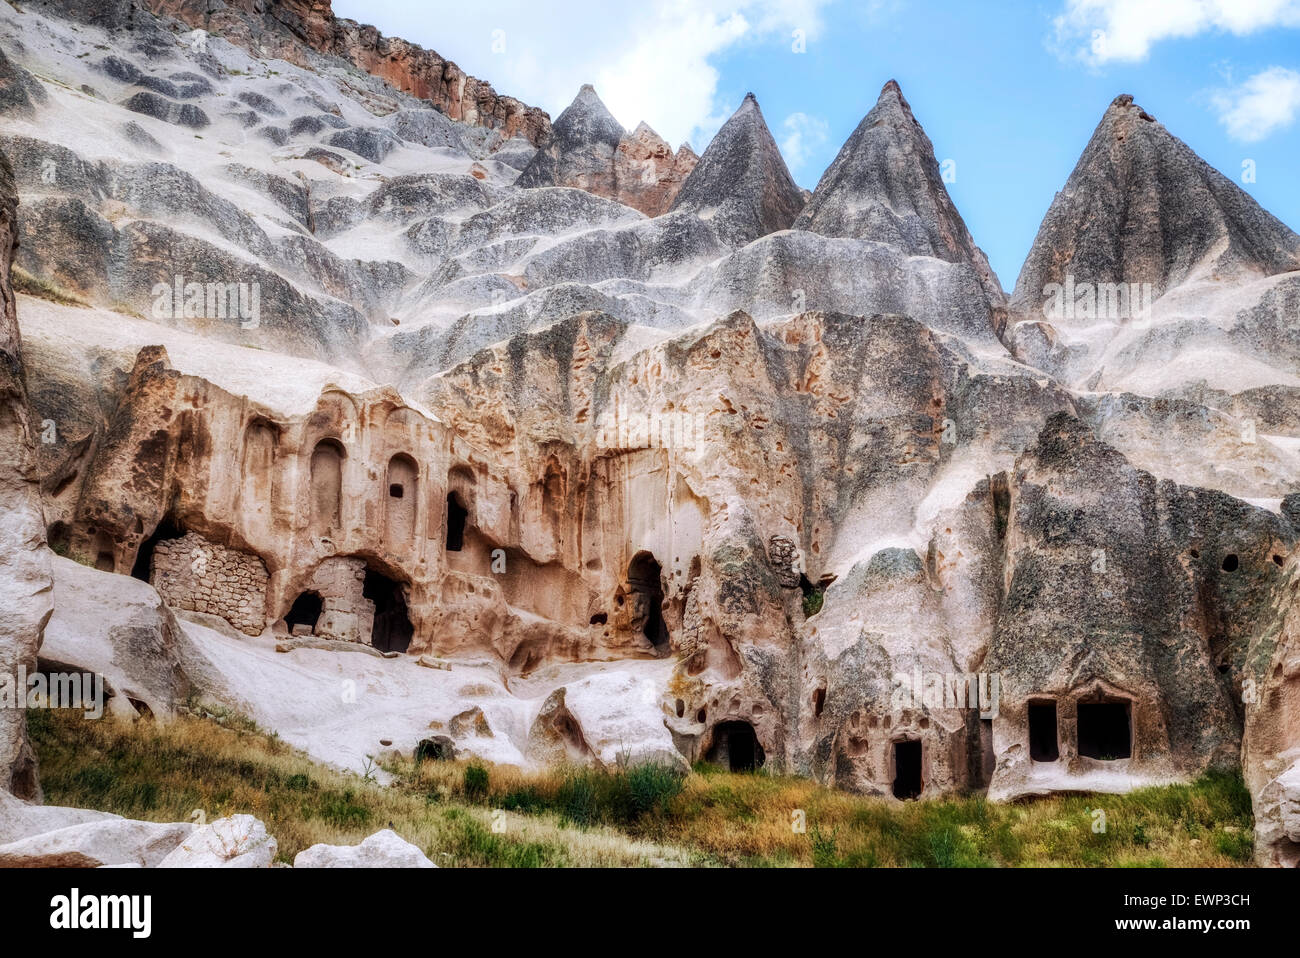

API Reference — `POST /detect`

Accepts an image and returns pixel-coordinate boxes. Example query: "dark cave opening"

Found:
[364,569,413,654]
[1028,700,1059,762]
[1077,701,1132,760]
[446,492,468,552]
[285,591,323,634]
[130,516,184,582]
[627,551,669,652]
[893,740,922,800]
[708,721,765,772]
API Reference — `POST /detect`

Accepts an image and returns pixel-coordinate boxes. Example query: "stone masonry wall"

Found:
[151,532,268,636]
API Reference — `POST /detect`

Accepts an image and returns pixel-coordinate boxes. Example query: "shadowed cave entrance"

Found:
[446,492,468,552]
[893,740,922,800]
[627,551,669,652]
[364,569,413,654]
[1028,700,1059,762]
[130,516,184,582]
[285,591,323,634]
[1077,701,1132,760]
[707,721,764,772]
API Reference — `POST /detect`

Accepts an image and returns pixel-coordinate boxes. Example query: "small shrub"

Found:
[463,763,489,801]
[625,762,685,821]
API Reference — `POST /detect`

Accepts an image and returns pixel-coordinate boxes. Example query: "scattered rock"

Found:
[293,829,436,868]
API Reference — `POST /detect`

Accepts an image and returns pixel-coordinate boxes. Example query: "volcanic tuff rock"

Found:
[37,0,552,145]
[669,93,805,247]
[517,85,626,196]
[294,829,437,868]
[0,144,51,801]
[518,86,698,216]
[795,80,1003,307]
[3,0,1300,866]
[1005,94,1300,407]
[1011,94,1300,311]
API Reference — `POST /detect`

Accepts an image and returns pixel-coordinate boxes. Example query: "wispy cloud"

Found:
[1212,66,1300,140]
[780,112,830,176]
[1050,0,1300,64]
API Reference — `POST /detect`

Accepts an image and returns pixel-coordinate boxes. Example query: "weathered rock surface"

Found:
[1011,95,1300,313]
[0,789,119,843]
[518,86,697,216]
[0,817,194,867]
[157,814,276,868]
[1242,540,1300,866]
[294,828,436,868]
[0,141,51,800]
[795,81,1003,308]
[4,0,1300,868]
[42,555,195,718]
[517,85,625,197]
[669,94,805,246]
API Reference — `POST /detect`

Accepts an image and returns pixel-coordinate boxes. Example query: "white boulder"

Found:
[157,814,276,868]
[294,829,436,868]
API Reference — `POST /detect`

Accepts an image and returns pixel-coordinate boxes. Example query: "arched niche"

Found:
[240,418,279,536]
[385,453,419,549]
[310,439,346,533]
[445,464,476,553]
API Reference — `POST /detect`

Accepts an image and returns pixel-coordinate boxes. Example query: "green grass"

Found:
[28,707,1256,867]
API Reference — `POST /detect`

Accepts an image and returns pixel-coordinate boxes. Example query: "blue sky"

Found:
[332,0,1300,290]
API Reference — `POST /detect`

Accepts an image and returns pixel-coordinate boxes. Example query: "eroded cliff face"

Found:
[1242,530,1300,865]
[3,0,1299,852]
[33,0,552,145]
[516,86,698,216]
[0,144,52,800]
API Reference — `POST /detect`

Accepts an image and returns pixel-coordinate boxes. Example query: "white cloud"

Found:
[331,0,833,149]
[780,112,830,174]
[1212,66,1300,140]
[1051,0,1300,64]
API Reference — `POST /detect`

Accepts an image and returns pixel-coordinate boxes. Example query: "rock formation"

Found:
[669,93,805,246]
[2,0,1299,866]
[794,80,1003,308]
[0,143,52,800]
[518,85,697,215]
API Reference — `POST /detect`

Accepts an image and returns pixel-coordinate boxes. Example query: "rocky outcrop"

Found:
[669,94,805,246]
[0,817,195,867]
[0,145,52,800]
[1010,94,1300,316]
[986,414,1292,800]
[0,47,47,118]
[6,0,1300,862]
[294,829,436,867]
[42,556,195,719]
[139,0,552,144]
[1242,538,1300,866]
[157,814,276,867]
[613,124,697,217]
[517,86,697,216]
[516,85,626,196]
[795,81,1003,307]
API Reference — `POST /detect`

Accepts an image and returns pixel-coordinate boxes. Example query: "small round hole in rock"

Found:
[1222,554,1239,572]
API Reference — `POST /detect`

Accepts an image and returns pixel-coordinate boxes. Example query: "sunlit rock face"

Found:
[0,125,52,801]
[3,0,1299,848]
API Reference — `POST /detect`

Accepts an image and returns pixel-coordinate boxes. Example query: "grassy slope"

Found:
[28,708,1255,867]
